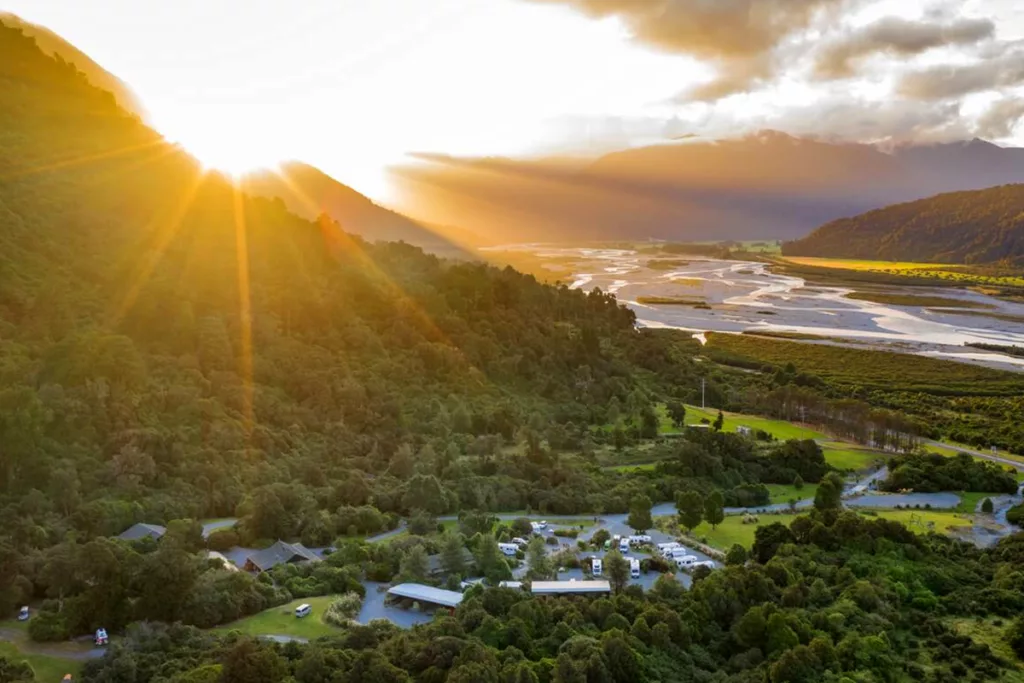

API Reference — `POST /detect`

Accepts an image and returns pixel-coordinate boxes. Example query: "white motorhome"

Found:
[618,537,630,553]
[693,560,716,571]
[629,535,652,545]
[530,521,548,531]
[498,543,519,557]
[629,558,640,579]
[295,604,312,618]
[511,537,529,547]
[662,545,687,559]
[657,541,681,553]
[674,555,699,570]
[592,558,603,576]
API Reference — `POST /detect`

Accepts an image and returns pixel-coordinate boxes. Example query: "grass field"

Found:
[766,483,818,505]
[606,463,658,473]
[682,405,827,440]
[681,514,800,550]
[0,641,83,682]
[214,596,344,640]
[779,257,1024,289]
[858,509,971,535]
[821,443,886,471]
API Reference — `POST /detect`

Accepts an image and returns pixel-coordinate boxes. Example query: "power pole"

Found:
[701,378,705,410]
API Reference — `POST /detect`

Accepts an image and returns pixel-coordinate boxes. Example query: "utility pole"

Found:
[701,378,705,410]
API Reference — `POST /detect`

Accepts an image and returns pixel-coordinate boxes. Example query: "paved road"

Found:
[926,440,1024,471]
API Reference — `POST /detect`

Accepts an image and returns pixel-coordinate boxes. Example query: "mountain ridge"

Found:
[782,183,1024,264]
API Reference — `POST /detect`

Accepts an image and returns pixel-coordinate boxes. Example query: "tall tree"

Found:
[703,491,725,530]
[627,495,653,533]
[604,550,630,593]
[397,545,429,584]
[525,536,553,580]
[440,531,467,578]
[813,472,844,512]
[666,401,686,428]
[713,410,724,432]
[676,491,704,532]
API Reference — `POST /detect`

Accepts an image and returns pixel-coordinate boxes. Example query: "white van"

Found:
[674,555,699,570]
[530,521,547,531]
[295,604,312,618]
[498,543,519,557]
[629,558,640,579]
[619,538,630,553]
[592,558,603,576]
[663,545,688,559]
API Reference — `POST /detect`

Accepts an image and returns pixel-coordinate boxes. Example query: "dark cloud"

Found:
[897,45,1024,99]
[815,16,995,79]
[528,0,847,100]
[975,97,1024,138]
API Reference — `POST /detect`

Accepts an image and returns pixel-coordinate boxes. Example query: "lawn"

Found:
[948,618,1024,673]
[683,514,800,550]
[857,510,971,536]
[213,596,344,640]
[765,483,818,505]
[821,443,887,471]
[0,641,83,682]
[682,405,827,441]
[605,463,657,473]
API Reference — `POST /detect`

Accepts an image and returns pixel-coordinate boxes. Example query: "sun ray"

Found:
[232,182,255,444]
[0,137,169,182]
[107,167,206,327]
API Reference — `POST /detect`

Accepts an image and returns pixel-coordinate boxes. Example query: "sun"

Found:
[154,107,286,176]
[180,130,282,177]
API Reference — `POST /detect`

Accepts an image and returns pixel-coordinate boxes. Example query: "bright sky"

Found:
[7,0,1024,200]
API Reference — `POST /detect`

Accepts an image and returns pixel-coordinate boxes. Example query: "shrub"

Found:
[323,592,364,626]
[28,611,69,642]
[206,529,240,552]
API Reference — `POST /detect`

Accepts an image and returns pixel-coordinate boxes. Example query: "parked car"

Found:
[94,628,109,646]
[17,606,28,621]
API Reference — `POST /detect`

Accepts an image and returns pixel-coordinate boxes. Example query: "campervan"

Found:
[592,558,603,577]
[94,628,109,646]
[511,537,529,547]
[17,606,28,621]
[694,560,716,571]
[530,521,548,532]
[618,537,630,553]
[657,542,681,554]
[662,544,687,559]
[629,558,640,579]
[295,604,312,618]
[498,543,519,557]
[674,555,699,570]
[629,535,652,545]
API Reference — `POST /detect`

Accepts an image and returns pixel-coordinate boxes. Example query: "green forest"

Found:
[783,184,1024,265]
[6,19,1024,683]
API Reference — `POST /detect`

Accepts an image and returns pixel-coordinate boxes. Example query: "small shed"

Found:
[387,583,464,609]
[117,523,166,542]
[531,580,611,596]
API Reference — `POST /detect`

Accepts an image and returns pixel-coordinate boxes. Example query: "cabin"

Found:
[117,523,166,542]
[243,541,321,573]
[426,548,474,577]
[531,580,611,597]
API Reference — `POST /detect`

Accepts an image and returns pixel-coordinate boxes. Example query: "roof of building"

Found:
[531,580,612,595]
[245,541,321,572]
[499,581,524,590]
[117,523,167,541]
[387,583,464,608]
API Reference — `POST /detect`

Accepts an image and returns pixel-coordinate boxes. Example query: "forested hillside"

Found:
[0,20,657,544]
[783,184,1024,264]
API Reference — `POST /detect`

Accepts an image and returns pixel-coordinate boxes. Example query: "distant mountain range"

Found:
[783,184,1024,264]
[392,131,1024,243]
[241,162,474,258]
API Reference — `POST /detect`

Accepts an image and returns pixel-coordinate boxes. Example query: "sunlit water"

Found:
[500,245,1024,371]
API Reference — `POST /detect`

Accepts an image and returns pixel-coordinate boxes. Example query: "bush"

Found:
[206,529,240,552]
[553,528,578,539]
[28,611,69,642]
[323,592,364,626]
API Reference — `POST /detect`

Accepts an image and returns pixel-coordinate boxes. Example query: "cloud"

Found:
[897,45,1024,99]
[815,16,995,79]
[528,0,848,100]
[975,97,1024,138]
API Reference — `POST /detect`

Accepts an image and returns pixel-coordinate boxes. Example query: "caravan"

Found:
[618,537,630,553]
[629,558,640,579]
[674,555,699,570]
[661,544,686,559]
[498,543,519,557]
[592,558,603,577]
